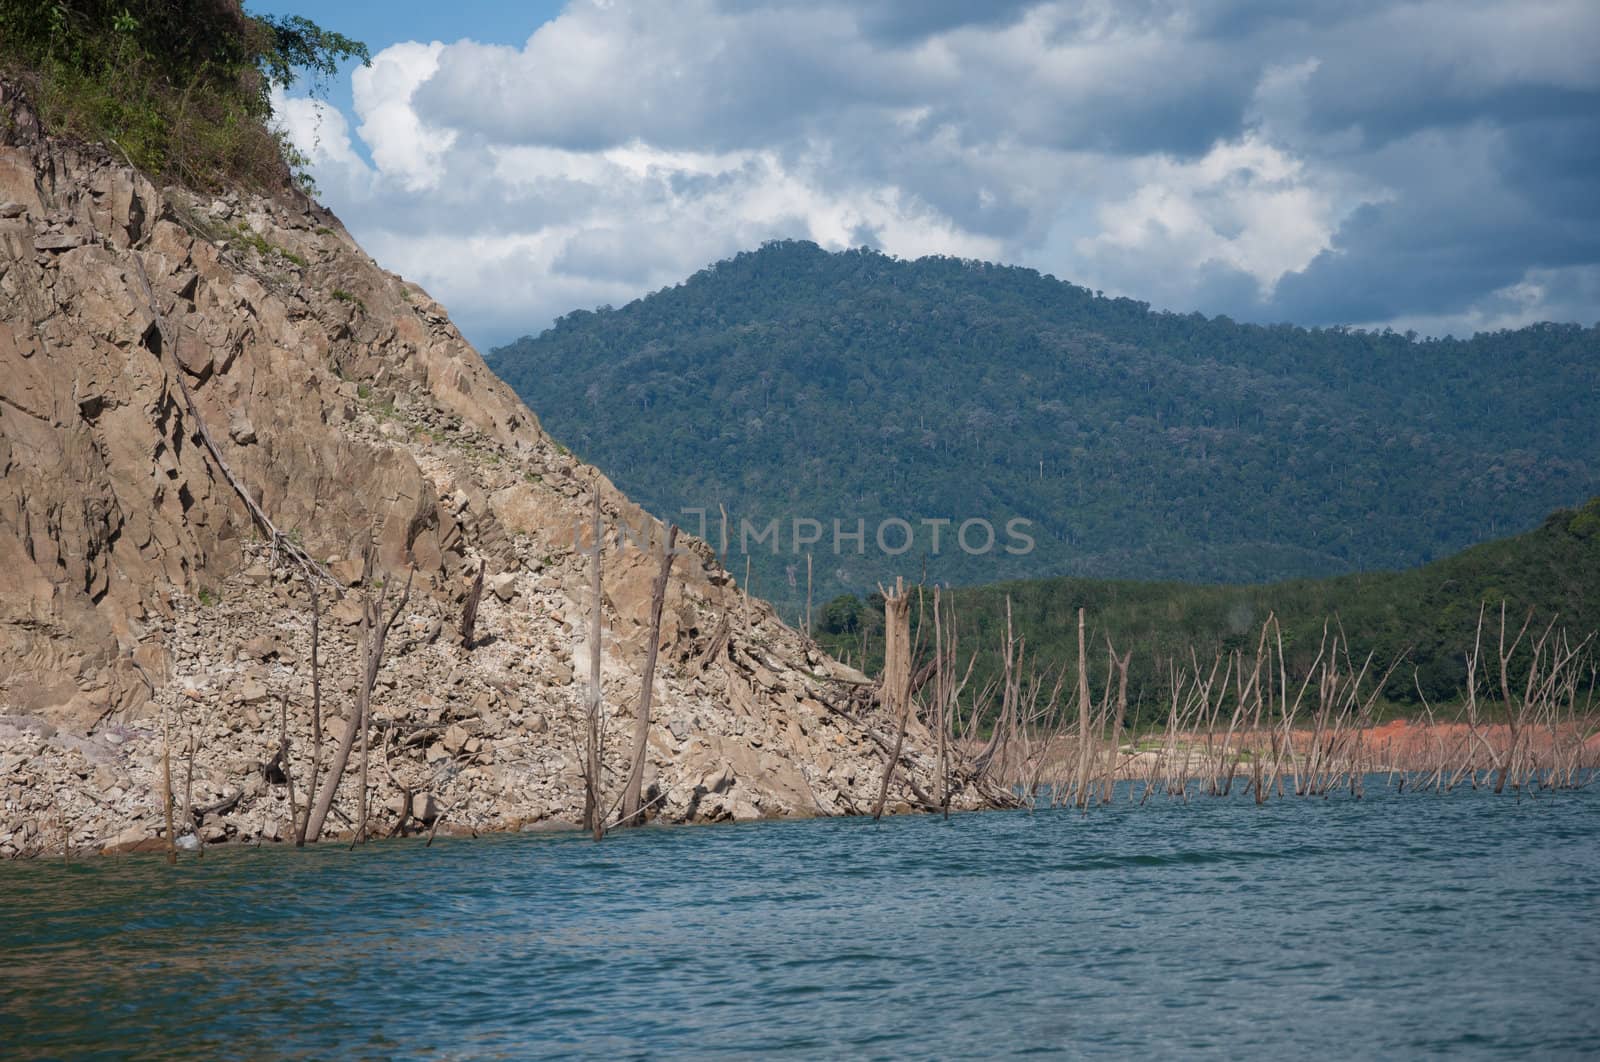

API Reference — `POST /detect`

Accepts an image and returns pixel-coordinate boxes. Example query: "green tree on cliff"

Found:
[0,0,367,190]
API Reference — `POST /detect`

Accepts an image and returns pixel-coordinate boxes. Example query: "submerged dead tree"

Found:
[872,578,914,820]
[162,700,176,865]
[1100,644,1131,805]
[276,693,299,837]
[582,488,606,841]
[933,586,949,815]
[1072,607,1093,808]
[293,580,324,847]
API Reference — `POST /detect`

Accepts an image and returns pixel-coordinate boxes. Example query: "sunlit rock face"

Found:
[0,81,963,857]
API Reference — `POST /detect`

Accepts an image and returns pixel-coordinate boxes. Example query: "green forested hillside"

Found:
[816,498,1600,723]
[488,240,1600,612]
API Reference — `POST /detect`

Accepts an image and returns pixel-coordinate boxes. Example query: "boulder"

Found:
[330,558,365,587]
[104,824,149,852]
[410,792,440,824]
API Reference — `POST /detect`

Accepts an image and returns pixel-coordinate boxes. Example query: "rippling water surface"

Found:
[3,784,1597,1058]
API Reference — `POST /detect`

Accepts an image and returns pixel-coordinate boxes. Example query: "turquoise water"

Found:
[2,784,1597,1059]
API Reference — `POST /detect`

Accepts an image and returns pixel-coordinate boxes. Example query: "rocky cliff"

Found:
[0,82,970,857]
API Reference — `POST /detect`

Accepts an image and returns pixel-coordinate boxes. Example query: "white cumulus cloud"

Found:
[275,0,1600,345]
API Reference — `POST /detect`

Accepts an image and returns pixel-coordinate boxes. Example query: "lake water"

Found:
[2,783,1596,1058]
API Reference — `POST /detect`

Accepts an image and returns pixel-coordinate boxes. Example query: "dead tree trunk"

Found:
[354,624,373,846]
[872,578,914,821]
[1101,647,1131,804]
[278,693,299,837]
[295,581,323,847]
[459,559,486,649]
[182,726,199,851]
[1493,603,1533,794]
[583,488,606,841]
[304,555,413,844]
[1073,607,1093,808]
[934,586,949,816]
[309,608,370,841]
[619,524,678,828]
[162,701,176,865]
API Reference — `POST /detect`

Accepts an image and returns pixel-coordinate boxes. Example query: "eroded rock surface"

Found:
[0,83,967,857]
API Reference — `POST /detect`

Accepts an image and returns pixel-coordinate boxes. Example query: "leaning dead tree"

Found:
[303,549,413,843]
[617,524,678,828]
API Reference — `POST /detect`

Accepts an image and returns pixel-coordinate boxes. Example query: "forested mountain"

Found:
[816,498,1600,722]
[488,240,1600,613]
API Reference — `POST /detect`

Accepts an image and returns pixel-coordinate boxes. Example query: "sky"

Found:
[258,0,1600,351]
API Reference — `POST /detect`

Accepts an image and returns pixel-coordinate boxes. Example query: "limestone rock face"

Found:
[0,82,971,858]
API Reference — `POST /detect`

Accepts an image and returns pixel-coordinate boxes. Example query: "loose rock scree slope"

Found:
[0,82,968,857]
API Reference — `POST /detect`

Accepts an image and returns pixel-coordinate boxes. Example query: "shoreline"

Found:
[10,748,1596,863]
